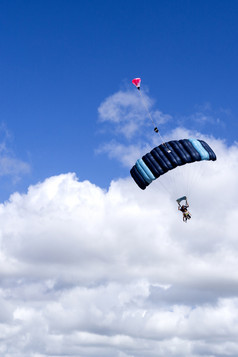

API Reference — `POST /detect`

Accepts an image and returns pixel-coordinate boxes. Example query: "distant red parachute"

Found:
[132,78,141,90]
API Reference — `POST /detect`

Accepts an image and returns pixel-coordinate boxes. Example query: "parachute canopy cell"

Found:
[132,78,141,90]
[130,139,217,190]
[176,196,187,204]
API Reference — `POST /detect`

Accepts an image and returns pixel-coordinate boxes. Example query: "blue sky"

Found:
[0,0,238,199]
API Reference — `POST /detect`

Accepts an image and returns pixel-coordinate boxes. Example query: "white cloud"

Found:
[0,156,30,178]
[0,133,238,356]
[96,88,226,174]
[96,140,152,167]
[0,123,30,182]
[98,90,171,139]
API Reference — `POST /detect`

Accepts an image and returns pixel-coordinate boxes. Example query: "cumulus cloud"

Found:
[98,90,171,140]
[0,134,238,356]
[96,88,173,169]
[96,88,226,174]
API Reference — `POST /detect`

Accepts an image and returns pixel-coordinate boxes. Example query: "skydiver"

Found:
[178,199,191,222]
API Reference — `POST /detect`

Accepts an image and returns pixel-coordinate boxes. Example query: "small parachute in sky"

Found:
[132,77,168,145]
[132,78,141,90]
[132,76,159,133]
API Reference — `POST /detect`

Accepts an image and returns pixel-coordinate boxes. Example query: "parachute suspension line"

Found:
[178,165,188,199]
[189,161,207,197]
[138,89,171,153]
[157,175,171,196]
[168,167,181,200]
[185,161,206,200]
[138,90,159,133]
[158,167,177,199]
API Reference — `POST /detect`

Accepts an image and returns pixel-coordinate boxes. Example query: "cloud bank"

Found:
[0,134,238,356]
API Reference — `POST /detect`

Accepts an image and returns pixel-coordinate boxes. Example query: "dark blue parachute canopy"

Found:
[130,139,217,190]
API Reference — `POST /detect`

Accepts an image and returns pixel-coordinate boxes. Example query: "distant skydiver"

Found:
[130,78,217,223]
[177,197,191,223]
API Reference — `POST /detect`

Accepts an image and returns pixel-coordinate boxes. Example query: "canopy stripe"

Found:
[130,139,216,190]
